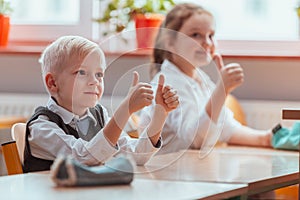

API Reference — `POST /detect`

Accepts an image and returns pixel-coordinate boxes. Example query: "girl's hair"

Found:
[150,3,213,78]
[40,35,104,77]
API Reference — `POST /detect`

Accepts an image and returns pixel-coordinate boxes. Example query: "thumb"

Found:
[213,53,224,70]
[131,71,139,87]
[156,74,165,93]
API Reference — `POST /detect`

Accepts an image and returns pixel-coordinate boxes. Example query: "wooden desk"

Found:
[137,146,299,196]
[282,108,300,120]
[0,173,247,200]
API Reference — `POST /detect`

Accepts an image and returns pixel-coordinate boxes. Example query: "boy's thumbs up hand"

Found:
[126,71,154,114]
[155,74,179,113]
[155,74,165,99]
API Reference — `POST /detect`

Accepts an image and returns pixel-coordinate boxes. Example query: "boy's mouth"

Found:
[84,92,99,96]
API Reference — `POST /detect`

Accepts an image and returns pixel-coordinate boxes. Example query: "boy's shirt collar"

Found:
[47,97,97,126]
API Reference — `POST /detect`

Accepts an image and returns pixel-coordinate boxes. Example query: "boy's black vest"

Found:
[23,105,104,173]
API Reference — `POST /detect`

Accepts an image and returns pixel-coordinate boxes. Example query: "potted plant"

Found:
[96,0,175,48]
[0,0,13,46]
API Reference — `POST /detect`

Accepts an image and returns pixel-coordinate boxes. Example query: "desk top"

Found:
[0,173,247,200]
[137,146,299,195]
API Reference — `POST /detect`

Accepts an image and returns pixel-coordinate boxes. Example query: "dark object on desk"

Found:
[272,124,282,134]
[50,156,134,187]
[272,122,300,151]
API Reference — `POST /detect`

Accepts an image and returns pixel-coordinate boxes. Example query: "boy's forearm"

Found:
[147,105,168,146]
[103,100,131,145]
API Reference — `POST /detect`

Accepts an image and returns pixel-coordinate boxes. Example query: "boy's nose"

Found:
[88,74,99,85]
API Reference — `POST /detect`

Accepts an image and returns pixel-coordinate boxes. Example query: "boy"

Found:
[23,36,179,172]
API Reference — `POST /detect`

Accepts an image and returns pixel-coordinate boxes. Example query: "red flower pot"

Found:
[0,15,10,46]
[135,14,164,49]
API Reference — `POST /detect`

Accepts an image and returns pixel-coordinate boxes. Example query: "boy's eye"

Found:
[95,72,104,78]
[77,70,86,75]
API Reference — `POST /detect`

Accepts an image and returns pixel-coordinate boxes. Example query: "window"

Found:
[10,0,94,41]
[175,0,299,41]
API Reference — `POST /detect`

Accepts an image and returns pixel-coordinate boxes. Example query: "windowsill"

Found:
[1,40,300,59]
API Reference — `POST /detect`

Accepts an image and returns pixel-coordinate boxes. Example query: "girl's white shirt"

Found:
[28,98,161,166]
[139,60,242,155]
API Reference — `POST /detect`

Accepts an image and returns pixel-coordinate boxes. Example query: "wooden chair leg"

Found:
[1,141,23,175]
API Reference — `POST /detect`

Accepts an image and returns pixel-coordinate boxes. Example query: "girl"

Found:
[139,3,272,155]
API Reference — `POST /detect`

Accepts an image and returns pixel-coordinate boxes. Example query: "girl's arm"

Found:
[228,125,273,147]
[206,54,244,123]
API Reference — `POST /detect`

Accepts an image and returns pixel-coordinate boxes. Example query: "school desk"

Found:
[136,146,299,198]
[0,172,247,200]
[282,108,300,120]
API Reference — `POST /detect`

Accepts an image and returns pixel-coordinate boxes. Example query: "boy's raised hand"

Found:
[126,71,154,114]
[155,74,179,113]
[213,54,244,94]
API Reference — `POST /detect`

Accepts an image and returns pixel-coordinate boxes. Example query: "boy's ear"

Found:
[45,73,58,92]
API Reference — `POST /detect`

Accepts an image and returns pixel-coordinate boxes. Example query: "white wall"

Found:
[0,53,300,101]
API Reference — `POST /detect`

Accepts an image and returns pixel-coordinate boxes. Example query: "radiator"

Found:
[0,93,48,118]
[0,93,124,118]
[0,93,299,129]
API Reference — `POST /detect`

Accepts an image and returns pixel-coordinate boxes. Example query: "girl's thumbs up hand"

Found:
[213,54,244,94]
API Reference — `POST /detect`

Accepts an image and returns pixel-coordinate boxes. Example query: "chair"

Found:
[225,94,247,125]
[1,122,26,175]
[1,141,23,175]
[11,122,26,164]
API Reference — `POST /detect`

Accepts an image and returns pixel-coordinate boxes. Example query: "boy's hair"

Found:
[40,36,105,90]
[150,3,213,78]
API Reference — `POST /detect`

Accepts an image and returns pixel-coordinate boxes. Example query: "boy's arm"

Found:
[103,72,154,145]
[146,75,179,146]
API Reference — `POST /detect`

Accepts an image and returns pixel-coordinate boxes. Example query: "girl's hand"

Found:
[126,71,154,114]
[155,74,179,113]
[213,54,244,94]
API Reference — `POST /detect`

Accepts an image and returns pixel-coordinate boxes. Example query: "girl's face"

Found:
[169,13,216,76]
[55,49,105,116]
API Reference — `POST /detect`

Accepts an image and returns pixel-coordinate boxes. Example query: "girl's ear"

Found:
[45,73,58,92]
[165,35,175,52]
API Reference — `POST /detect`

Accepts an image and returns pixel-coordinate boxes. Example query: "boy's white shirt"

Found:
[139,60,242,155]
[28,98,161,166]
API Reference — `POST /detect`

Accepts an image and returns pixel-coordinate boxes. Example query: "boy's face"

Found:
[55,49,105,115]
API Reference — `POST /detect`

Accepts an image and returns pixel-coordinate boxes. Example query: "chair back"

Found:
[11,123,26,164]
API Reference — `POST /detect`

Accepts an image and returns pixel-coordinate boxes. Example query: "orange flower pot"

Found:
[135,14,164,49]
[0,15,10,46]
